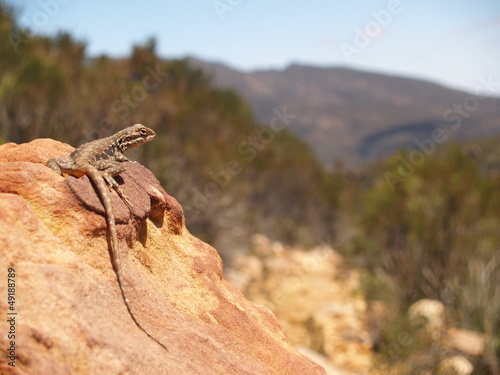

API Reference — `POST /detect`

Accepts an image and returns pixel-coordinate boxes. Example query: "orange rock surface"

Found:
[0,139,325,375]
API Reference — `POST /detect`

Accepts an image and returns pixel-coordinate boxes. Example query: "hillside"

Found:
[1,3,499,372]
[188,57,500,167]
[0,4,334,254]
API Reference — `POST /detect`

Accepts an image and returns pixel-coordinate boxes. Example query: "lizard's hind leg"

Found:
[47,158,76,175]
[94,160,134,211]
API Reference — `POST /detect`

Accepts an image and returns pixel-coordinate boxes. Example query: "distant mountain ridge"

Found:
[187,57,500,167]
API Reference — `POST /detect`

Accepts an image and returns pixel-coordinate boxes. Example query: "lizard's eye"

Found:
[140,129,147,136]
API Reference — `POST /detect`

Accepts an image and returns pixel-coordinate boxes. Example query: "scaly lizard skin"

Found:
[47,124,169,352]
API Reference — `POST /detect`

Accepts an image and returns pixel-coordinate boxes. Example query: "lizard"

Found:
[46,124,169,352]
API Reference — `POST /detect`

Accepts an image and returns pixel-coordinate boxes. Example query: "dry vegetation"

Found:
[1,2,498,373]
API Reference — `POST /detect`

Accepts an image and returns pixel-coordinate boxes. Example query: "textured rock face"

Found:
[0,139,325,375]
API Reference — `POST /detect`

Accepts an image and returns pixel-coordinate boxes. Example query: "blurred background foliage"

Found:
[0,2,498,372]
[0,2,334,255]
[348,147,500,372]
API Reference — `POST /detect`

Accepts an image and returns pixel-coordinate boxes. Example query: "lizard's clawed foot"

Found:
[103,175,134,212]
[120,194,134,212]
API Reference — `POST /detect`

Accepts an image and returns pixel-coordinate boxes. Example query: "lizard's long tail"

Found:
[88,169,170,352]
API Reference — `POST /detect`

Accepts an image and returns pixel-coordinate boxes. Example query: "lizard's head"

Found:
[118,124,156,151]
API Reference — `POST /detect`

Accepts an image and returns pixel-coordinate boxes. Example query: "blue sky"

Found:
[10,0,500,94]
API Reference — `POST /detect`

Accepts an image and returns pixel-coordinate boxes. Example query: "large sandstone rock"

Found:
[0,139,325,375]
